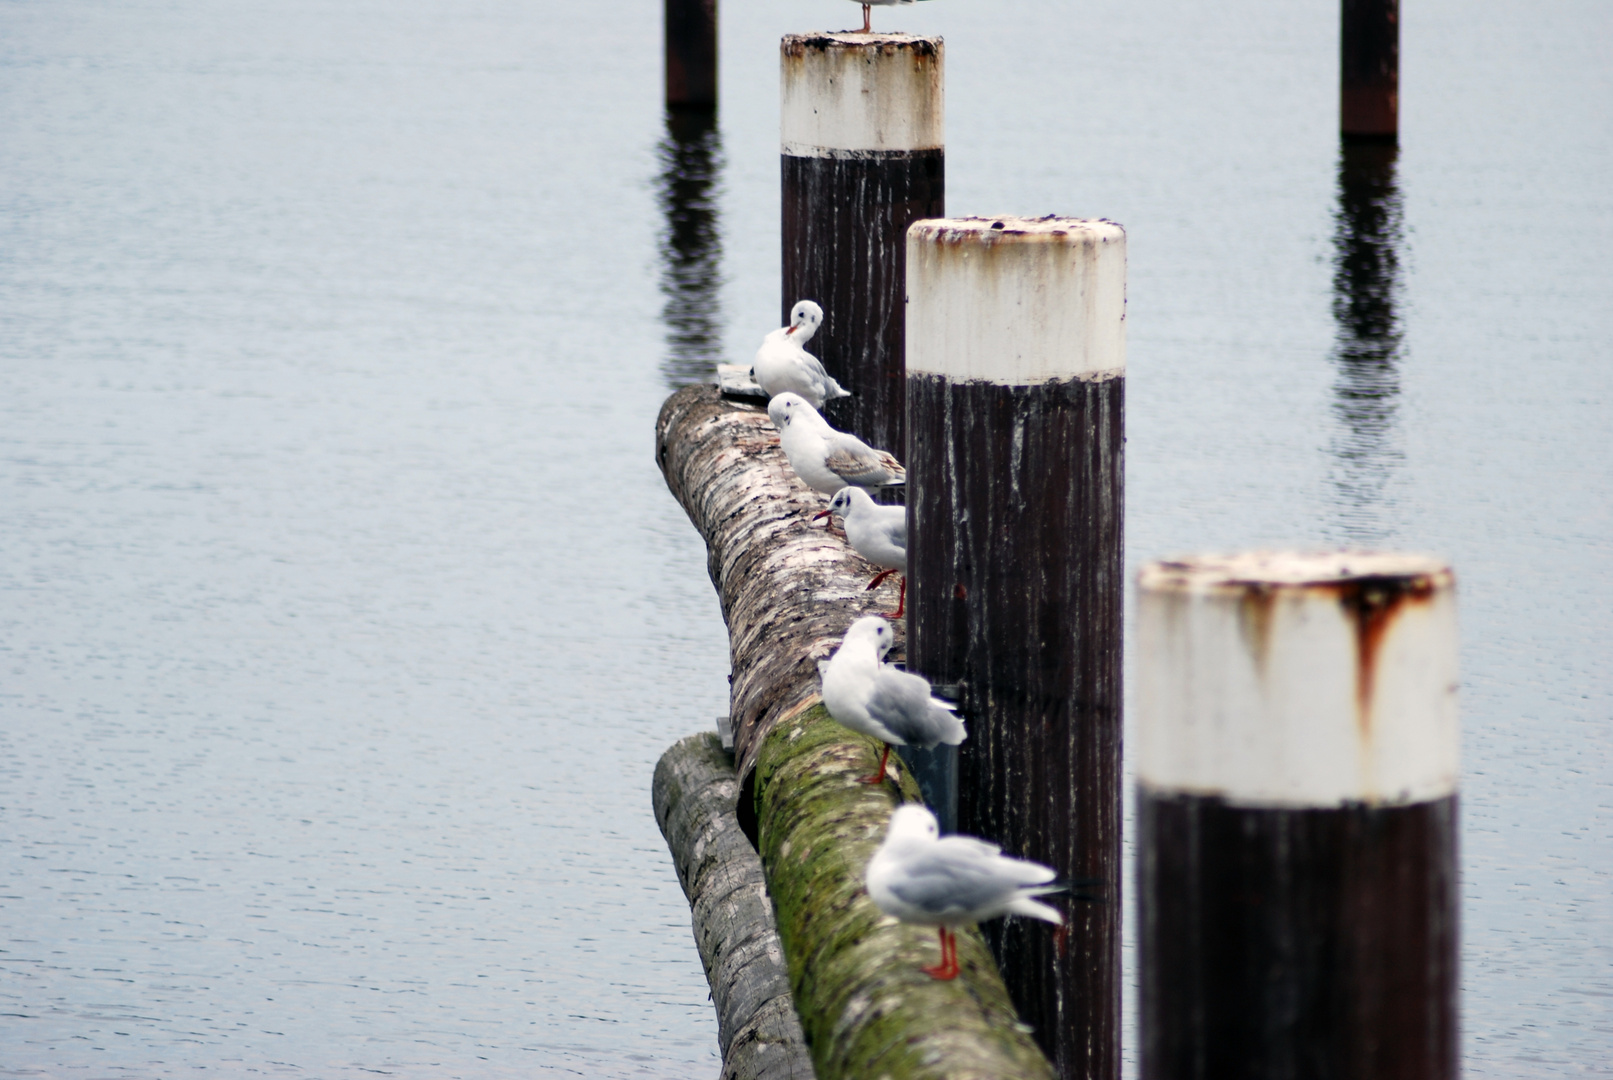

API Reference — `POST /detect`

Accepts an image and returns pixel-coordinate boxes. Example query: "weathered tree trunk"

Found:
[654,734,816,1080]
[754,703,1058,1080]
[656,385,903,809]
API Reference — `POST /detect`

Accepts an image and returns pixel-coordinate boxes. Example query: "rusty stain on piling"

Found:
[1332,573,1437,735]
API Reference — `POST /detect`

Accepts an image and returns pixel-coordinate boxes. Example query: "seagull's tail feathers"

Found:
[824,376,851,401]
[931,702,966,745]
[1006,894,1065,925]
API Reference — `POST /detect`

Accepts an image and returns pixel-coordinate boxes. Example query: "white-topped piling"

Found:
[905,216,1127,1080]
[1137,551,1459,1080]
[780,32,944,455]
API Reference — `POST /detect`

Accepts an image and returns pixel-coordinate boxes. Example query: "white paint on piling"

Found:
[1137,551,1459,808]
[906,217,1127,384]
[780,33,944,156]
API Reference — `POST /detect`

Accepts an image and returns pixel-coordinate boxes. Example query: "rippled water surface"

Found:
[3,0,1609,1076]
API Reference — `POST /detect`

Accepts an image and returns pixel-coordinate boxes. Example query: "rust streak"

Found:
[1333,575,1436,733]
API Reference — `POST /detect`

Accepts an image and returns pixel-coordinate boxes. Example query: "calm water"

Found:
[2,0,1609,1077]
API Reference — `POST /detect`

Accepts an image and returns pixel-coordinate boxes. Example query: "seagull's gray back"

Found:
[865,667,962,748]
[887,837,1051,919]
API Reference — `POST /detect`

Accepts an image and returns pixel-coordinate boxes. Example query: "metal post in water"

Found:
[1341,0,1398,141]
[665,0,717,109]
[906,217,1126,1080]
[1137,552,1460,1080]
[780,33,943,453]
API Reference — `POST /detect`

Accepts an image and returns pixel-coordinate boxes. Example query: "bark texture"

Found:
[656,384,906,792]
[654,734,816,1080]
[755,703,1058,1080]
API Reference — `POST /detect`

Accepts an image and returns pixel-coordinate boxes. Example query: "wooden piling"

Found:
[1341,0,1398,142]
[780,33,944,454]
[905,217,1127,1080]
[666,0,718,109]
[1137,552,1459,1080]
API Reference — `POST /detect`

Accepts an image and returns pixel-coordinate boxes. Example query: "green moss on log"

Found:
[755,705,1057,1080]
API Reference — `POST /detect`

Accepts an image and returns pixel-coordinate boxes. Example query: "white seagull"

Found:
[850,0,930,35]
[768,392,904,497]
[866,804,1064,981]
[818,616,963,785]
[751,300,848,409]
[815,487,907,617]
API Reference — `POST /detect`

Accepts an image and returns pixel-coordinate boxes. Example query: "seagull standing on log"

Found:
[867,804,1087,981]
[815,487,907,617]
[751,300,848,409]
[818,616,963,785]
[768,392,904,497]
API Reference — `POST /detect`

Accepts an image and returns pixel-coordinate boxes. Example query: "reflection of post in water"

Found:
[1329,140,1405,540]
[656,108,724,388]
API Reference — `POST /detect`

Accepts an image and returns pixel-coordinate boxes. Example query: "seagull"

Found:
[814,487,907,617]
[818,616,963,785]
[767,392,904,497]
[751,300,849,409]
[850,0,928,35]
[866,804,1067,981]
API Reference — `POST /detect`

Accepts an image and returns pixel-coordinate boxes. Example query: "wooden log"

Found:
[1137,552,1460,1080]
[905,217,1126,1080]
[754,702,1057,1080]
[780,32,944,454]
[655,384,909,825]
[653,733,815,1080]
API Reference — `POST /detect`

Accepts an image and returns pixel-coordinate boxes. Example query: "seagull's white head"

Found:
[767,391,817,431]
[842,614,895,659]
[885,804,941,848]
[785,299,824,343]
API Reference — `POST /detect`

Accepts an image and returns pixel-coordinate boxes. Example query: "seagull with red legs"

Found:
[818,616,962,784]
[866,804,1072,981]
[814,486,907,617]
[849,0,931,34]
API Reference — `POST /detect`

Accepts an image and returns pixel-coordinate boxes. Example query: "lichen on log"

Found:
[654,733,817,1080]
[754,704,1057,1080]
[656,385,905,791]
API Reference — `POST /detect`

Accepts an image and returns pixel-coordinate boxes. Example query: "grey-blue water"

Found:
[1,0,1607,1076]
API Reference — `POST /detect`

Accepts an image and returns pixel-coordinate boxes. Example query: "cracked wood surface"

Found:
[656,384,904,787]
[653,734,817,1080]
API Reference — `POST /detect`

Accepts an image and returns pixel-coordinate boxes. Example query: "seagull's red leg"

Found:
[866,569,898,590]
[882,576,907,618]
[923,927,959,980]
[862,3,872,33]
[921,927,953,979]
[858,743,891,785]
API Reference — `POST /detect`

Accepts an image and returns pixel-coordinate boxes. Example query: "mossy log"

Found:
[653,733,816,1080]
[656,384,906,798]
[754,704,1057,1080]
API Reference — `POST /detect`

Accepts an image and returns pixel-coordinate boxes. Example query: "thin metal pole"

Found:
[1137,552,1460,1080]
[906,217,1126,1080]
[780,33,944,455]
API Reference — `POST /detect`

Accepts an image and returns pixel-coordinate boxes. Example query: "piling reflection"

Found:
[1328,141,1405,541]
[656,107,725,388]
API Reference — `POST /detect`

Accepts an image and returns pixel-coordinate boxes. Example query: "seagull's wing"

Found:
[881,507,907,550]
[823,432,905,487]
[885,847,1028,919]
[865,668,964,748]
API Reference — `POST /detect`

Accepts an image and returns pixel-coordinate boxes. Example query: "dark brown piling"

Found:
[665,0,717,109]
[1136,552,1460,1080]
[905,218,1127,1080]
[1341,0,1399,142]
[780,33,944,454]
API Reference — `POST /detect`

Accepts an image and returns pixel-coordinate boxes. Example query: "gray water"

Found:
[1,0,1608,1077]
